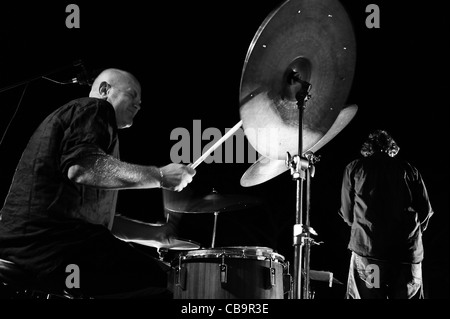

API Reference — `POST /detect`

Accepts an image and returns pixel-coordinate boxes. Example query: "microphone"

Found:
[71,60,95,86]
[37,61,97,87]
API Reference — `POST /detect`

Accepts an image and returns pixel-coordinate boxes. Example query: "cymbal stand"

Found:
[285,73,315,299]
[211,211,219,248]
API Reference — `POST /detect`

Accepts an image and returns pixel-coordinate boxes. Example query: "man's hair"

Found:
[360,129,400,157]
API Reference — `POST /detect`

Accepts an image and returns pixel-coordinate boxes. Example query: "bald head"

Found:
[89,68,142,129]
[89,68,140,98]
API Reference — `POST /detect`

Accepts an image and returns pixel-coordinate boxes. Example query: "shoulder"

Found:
[64,97,115,120]
[75,97,113,112]
[56,97,112,114]
[400,159,421,178]
[55,98,116,130]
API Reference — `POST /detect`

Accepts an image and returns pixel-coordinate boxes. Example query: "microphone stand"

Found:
[0,60,84,93]
[286,73,317,299]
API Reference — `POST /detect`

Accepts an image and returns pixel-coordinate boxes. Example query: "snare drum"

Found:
[170,246,286,299]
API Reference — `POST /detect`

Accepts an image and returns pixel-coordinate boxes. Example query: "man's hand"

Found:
[159,163,196,192]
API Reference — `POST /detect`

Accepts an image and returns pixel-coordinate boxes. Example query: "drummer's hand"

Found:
[159,163,196,192]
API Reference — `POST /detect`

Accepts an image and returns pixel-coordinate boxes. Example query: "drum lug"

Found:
[269,258,276,287]
[283,274,293,294]
[283,261,293,297]
[175,255,187,290]
[220,255,228,284]
[270,267,276,287]
[175,266,187,290]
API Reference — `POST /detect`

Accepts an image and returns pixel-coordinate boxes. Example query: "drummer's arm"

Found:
[111,214,171,242]
[67,155,195,191]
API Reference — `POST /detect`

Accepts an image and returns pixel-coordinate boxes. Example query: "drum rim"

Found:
[179,246,285,262]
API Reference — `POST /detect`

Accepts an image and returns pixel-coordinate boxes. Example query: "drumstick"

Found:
[190,120,243,169]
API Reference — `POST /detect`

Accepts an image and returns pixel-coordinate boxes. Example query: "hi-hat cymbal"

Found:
[240,0,356,160]
[124,238,200,250]
[241,104,358,187]
[164,189,260,214]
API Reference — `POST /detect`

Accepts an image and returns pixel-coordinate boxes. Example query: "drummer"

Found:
[0,68,196,298]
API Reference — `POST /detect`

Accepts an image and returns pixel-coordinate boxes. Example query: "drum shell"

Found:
[170,248,285,299]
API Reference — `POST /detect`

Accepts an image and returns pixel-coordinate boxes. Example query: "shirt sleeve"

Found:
[60,99,117,175]
[339,162,354,226]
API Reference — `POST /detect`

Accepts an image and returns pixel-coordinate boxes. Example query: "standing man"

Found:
[339,129,433,299]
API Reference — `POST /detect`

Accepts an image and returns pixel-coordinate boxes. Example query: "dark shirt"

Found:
[0,97,119,274]
[339,152,433,263]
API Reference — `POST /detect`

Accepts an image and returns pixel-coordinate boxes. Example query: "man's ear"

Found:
[98,81,111,98]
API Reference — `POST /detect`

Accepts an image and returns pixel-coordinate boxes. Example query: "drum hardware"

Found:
[165,189,261,248]
[160,0,357,299]
[171,247,286,299]
[211,211,219,248]
[309,270,343,287]
[287,70,314,299]
[237,0,357,299]
[240,105,358,187]
[269,258,276,287]
[283,261,293,297]
[304,270,344,299]
[165,189,260,214]
[175,254,187,290]
[220,254,227,284]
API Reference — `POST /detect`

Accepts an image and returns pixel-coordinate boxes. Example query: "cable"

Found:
[0,82,29,148]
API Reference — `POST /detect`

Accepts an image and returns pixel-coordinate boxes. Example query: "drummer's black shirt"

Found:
[0,97,120,274]
[339,152,434,263]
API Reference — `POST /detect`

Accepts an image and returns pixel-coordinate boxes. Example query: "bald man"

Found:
[0,68,195,298]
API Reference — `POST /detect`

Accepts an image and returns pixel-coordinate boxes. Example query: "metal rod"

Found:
[293,178,304,299]
[211,211,219,248]
[291,76,311,299]
[293,104,305,299]
[303,168,312,299]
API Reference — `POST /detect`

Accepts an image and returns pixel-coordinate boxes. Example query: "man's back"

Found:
[341,152,432,263]
[0,97,119,273]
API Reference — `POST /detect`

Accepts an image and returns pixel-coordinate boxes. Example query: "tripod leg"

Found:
[211,212,219,248]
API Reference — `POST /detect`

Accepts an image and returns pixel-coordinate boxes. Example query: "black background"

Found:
[0,0,448,300]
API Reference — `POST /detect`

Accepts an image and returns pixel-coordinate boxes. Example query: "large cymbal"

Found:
[165,189,260,214]
[241,104,358,187]
[240,0,356,160]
